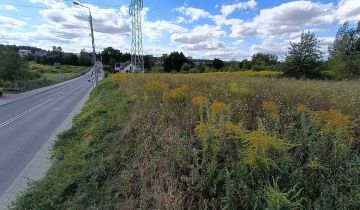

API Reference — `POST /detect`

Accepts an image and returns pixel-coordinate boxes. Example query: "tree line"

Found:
[157,22,360,80]
[2,21,360,81]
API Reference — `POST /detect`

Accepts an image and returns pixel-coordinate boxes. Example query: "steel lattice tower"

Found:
[129,0,144,71]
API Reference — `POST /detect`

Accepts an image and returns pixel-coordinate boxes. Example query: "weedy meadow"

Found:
[13,73,360,209]
[108,73,360,209]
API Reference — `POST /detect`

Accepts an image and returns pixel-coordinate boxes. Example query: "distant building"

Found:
[34,50,47,57]
[193,59,212,66]
[18,49,32,58]
[154,58,163,66]
[114,61,138,73]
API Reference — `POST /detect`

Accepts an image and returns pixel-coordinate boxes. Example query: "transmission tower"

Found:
[129,0,144,71]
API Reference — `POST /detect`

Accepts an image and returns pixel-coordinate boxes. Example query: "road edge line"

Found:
[0,86,94,210]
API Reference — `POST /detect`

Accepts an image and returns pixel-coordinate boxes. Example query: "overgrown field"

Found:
[13,73,360,209]
[2,62,88,92]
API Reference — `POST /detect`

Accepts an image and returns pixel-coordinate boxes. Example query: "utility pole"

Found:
[73,1,98,84]
[129,0,144,72]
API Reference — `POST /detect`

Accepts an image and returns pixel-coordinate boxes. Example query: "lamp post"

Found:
[73,1,98,84]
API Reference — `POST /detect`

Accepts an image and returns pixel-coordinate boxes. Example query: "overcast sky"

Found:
[0,0,359,60]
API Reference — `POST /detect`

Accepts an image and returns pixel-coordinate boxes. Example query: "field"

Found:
[3,62,89,92]
[13,73,360,209]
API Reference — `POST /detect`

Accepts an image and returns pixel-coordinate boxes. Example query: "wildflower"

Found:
[210,102,229,115]
[263,101,278,113]
[225,121,245,139]
[243,130,289,169]
[144,80,168,91]
[195,122,207,136]
[192,95,207,106]
[307,158,324,170]
[129,94,138,102]
[296,104,313,115]
[229,82,251,95]
[315,109,353,134]
[262,101,280,121]
[109,74,129,83]
[162,84,189,101]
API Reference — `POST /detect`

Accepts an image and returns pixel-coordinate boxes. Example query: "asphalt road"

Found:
[0,73,93,196]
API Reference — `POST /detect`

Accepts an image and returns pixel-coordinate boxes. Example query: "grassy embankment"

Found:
[4,62,89,93]
[13,72,360,209]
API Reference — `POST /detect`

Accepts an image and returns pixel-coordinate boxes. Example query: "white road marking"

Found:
[0,98,54,129]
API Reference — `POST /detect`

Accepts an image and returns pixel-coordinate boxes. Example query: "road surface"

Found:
[0,72,93,201]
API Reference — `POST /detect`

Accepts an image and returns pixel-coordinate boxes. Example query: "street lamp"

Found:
[73,1,98,84]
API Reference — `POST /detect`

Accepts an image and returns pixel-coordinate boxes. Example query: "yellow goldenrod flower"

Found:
[296,104,313,115]
[262,101,278,113]
[144,80,168,91]
[210,102,229,115]
[192,95,207,106]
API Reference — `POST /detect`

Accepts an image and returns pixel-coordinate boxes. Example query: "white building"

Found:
[18,49,32,58]
[114,61,138,73]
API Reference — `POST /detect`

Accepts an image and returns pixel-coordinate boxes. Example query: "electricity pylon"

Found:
[129,0,144,72]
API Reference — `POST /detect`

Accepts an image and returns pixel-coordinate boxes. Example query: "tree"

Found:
[0,48,30,82]
[63,53,78,65]
[251,53,278,71]
[78,50,92,66]
[212,58,224,70]
[144,55,155,71]
[327,22,360,78]
[163,52,188,72]
[109,58,116,70]
[240,59,252,70]
[283,31,323,79]
[180,63,192,72]
[101,47,122,65]
[48,46,64,65]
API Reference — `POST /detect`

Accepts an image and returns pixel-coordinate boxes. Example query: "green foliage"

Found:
[264,179,303,210]
[63,53,79,65]
[78,49,92,66]
[100,47,131,65]
[13,80,131,210]
[0,48,30,82]
[163,51,188,72]
[212,58,225,70]
[251,53,278,71]
[327,22,360,79]
[283,31,323,79]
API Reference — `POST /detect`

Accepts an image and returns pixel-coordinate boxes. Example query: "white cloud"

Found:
[234,40,245,45]
[221,0,257,17]
[171,24,226,44]
[29,0,66,9]
[336,0,360,23]
[173,6,212,22]
[143,20,187,40]
[0,16,26,30]
[229,1,336,41]
[1,5,18,11]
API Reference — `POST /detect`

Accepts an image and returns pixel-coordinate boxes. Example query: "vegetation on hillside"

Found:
[0,47,88,92]
[13,73,360,209]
